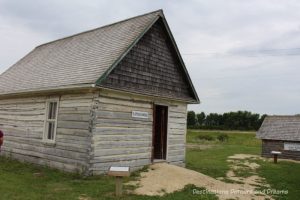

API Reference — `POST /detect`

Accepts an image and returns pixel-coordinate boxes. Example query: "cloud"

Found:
[0,0,300,115]
[0,15,51,73]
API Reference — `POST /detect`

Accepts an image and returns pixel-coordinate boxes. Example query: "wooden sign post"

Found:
[271,151,282,164]
[108,166,130,196]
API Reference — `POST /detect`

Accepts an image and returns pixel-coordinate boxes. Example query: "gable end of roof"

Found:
[95,14,161,85]
[96,12,200,103]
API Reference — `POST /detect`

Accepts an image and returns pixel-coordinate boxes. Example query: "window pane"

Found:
[47,122,55,140]
[48,102,57,119]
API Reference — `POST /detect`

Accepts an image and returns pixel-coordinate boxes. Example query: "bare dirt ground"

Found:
[127,154,274,200]
[226,154,270,195]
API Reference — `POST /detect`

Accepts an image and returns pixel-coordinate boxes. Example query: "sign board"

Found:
[108,166,130,177]
[271,151,282,155]
[110,167,129,172]
[284,142,300,151]
[132,111,149,119]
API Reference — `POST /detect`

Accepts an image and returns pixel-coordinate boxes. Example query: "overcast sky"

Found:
[0,0,300,115]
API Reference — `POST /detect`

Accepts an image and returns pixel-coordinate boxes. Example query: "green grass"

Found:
[257,160,300,200]
[1,130,300,200]
[186,130,260,178]
[0,156,217,200]
[232,166,255,178]
[186,129,300,200]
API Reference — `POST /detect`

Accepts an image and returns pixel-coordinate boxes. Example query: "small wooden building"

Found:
[0,10,199,174]
[257,116,300,161]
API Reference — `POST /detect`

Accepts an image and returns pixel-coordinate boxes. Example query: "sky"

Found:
[0,0,300,115]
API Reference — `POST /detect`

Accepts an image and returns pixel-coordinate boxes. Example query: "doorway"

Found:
[152,105,168,161]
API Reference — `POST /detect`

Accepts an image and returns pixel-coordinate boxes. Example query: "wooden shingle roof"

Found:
[257,116,300,141]
[0,10,199,103]
[0,10,160,94]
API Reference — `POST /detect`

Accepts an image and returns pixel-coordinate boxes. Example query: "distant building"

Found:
[0,10,199,175]
[257,116,300,160]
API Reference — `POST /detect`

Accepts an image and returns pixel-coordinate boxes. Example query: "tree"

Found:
[205,113,222,127]
[188,110,266,130]
[196,112,206,126]
[187,111,197,127]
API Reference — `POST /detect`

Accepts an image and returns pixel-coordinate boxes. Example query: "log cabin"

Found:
[257,116,300,161]
[0,10,199,174]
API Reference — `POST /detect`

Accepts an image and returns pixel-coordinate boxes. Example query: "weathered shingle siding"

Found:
[0,92,94,173]
[262,139,300,161]
[100,19,195,102]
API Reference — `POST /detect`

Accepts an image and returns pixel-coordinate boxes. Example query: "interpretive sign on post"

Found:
[108,166,130,196]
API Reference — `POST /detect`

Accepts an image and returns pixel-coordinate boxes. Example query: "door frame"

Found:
[151,103,169,162]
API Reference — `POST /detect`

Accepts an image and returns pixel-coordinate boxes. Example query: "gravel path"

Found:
[128,156,273,200]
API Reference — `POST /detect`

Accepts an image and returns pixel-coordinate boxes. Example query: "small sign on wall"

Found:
[132,111,149,119]
[284,142,300,151]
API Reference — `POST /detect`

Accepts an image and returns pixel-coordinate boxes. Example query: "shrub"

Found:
[217,134,229,142]
[197,135,214,141]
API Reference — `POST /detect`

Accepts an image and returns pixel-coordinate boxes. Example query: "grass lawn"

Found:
[186,129,300,200]
[186,130,261,178]
[0,156,217,200]
[1,130,300,200]
[257,159,300,200]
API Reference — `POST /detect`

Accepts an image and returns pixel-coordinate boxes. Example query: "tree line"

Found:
[187,111,267,131]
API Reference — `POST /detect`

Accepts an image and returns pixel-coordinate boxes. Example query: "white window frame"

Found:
[43,97,59,143]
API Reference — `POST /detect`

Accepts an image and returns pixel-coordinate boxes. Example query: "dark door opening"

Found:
[152,105,168,160]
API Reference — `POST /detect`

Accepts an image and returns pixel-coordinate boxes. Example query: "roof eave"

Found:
[97,86,198,104]
[0,83,96,99]
[257,137,300,142]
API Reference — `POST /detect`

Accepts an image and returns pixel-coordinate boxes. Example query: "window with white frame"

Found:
[44,99,59,142]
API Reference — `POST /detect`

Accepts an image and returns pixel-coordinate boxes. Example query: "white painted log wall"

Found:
[90,90,187,174]
[90,91,152,174]
[0,89,187,175]
[167,103,187,166]
[0,93,94,173]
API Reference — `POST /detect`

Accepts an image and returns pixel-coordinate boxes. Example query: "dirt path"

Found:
[127,154,273,200]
